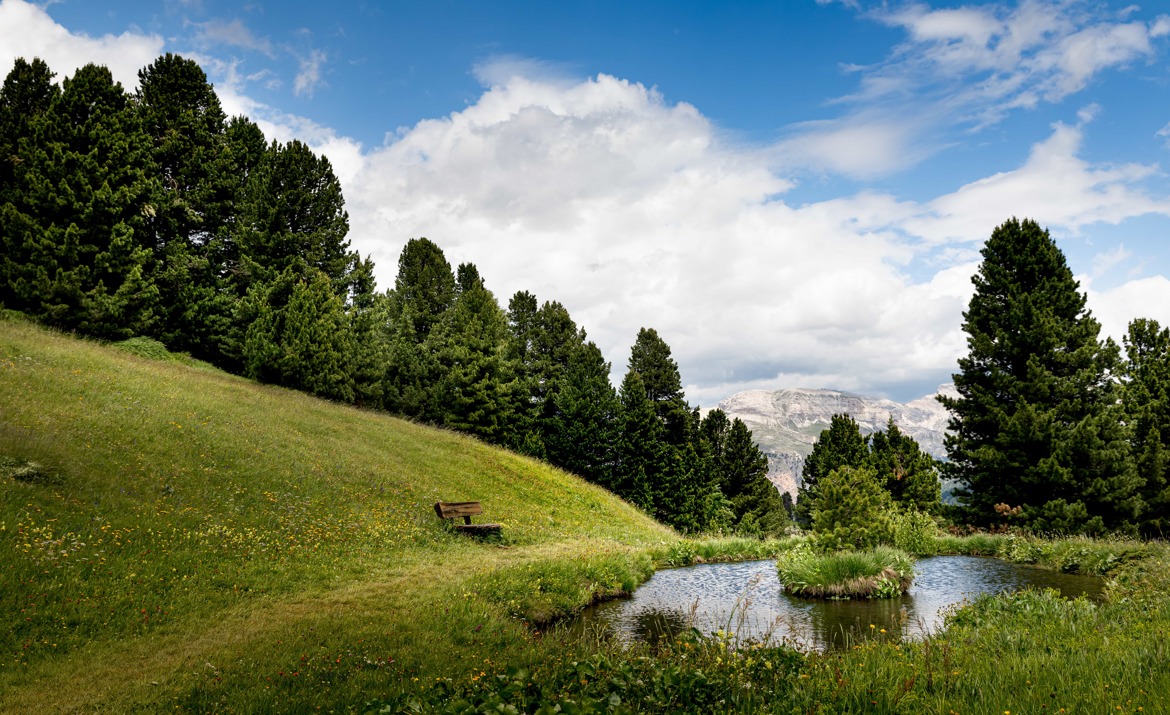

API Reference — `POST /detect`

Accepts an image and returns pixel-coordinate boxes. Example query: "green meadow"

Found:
[3,316,1169,713]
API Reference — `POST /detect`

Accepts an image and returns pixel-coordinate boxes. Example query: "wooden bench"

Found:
[433,501,502,536]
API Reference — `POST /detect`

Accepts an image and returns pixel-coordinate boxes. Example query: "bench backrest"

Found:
[434,501,483,520]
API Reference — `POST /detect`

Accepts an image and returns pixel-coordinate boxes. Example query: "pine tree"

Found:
[392,237,455,341]
[615,371,669,512]
[941,218,1140,533]
[135,53,235,357]
[811,466,895,552]
[713,414,788,537]
[242,265,356,402]
[545,340,620,487]
[1122,318,1170,536]
[347,255,385,408]
[0,57,58,206]
[237,139,355,292]
[868,418,942,513]
[1,62,159,337]
[795,414,868,526]
[428,282,514,443]
[381,238,455,416]
[627,327,691,446]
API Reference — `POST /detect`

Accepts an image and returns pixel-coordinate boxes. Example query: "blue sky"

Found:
[2,0,1169,404]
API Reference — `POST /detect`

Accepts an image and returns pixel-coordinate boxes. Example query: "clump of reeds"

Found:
[777,544,914,599]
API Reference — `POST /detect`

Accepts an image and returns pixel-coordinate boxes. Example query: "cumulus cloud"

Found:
[0,0,163,89]
[338,68,1170,404]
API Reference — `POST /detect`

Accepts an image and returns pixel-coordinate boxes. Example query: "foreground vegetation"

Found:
[4,319,1169,713]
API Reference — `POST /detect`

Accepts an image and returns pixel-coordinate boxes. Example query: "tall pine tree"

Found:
[0,62,159,337]
[1123,318,1170,536]
[941,218,1140,533]
[795,413,868,526]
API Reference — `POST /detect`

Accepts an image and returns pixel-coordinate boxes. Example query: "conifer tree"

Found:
[868,418,942,513]
[242,265,356,402]
[392,237,455,340]
[628,327,692,446]
[0,57,58,206]
[615,371,668,512]
[811,466,895,551]
[382,238,455,417]
[0,63,159,337]
[346,255,384,408]
[545,340,620,487]
[135,54,235,357]
[701,411,787,536]
[795,413,868,526]
[1123,318,1170,536]
[941,218,1140,533]
[429,282,514,443]
[237,139,355,291]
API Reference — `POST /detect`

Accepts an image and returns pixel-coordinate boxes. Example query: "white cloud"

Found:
[3,1,1168,405]
[788,1,1170,176]
[902,121,1170,245]
[293,48,326,98]
[189,18,274,57]
[1086,275,1170,346]
[0,0,163,89]
[340,70,1170,404]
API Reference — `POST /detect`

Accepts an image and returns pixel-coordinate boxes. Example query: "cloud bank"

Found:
[3,0,1169,406]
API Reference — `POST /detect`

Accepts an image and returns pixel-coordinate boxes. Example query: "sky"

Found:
[2,0,1170,406]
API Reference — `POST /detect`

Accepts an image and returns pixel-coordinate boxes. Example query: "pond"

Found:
[573,556,1104,651]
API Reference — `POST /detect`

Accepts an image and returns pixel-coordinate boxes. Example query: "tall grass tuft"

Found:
[776,544,914,599]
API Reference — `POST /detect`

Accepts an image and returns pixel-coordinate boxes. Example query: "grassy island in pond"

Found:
[777,545,914,599]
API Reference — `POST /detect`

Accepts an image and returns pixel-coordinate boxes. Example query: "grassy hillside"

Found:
[0,316,678,712]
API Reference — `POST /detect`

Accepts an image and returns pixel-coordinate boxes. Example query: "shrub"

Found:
[890,508,941,555]
[811,466,895,552]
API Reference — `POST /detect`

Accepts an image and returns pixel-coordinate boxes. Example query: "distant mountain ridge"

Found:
[715,385,958,498]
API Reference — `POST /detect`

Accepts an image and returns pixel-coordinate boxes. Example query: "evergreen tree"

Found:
[0,57,58,206]
[0,63,159,337]
[545,341,620,486]
[381,238,455,417]
[135,54,235,357]
[795,414,868,526]
[615,371,668,512]
[811,466,895,552]
[428,282,514,443]
[347,255,384,408]
[940,218,1140,533]
[627,327,691,446]
[1122,318,1170,536]
[868,418,942,513]
[237,139,355,292]
[455,262,483,295]
[708,413,788,537]
[242,265,356,402]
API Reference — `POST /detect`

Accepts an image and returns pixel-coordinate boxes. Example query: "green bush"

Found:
[890,508,940,555]
[811,466,895,552]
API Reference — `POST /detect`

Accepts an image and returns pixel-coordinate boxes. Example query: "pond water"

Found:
[573,556,1104,651]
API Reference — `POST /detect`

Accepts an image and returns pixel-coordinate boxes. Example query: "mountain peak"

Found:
[717,384,954,497]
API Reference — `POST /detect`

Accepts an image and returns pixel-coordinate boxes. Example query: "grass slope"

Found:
[0,318,675,712]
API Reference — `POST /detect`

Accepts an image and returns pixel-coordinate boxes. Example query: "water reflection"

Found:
[575,556,1103,651]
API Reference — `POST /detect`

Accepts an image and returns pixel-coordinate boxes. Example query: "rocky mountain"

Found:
[716,385,958,498]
